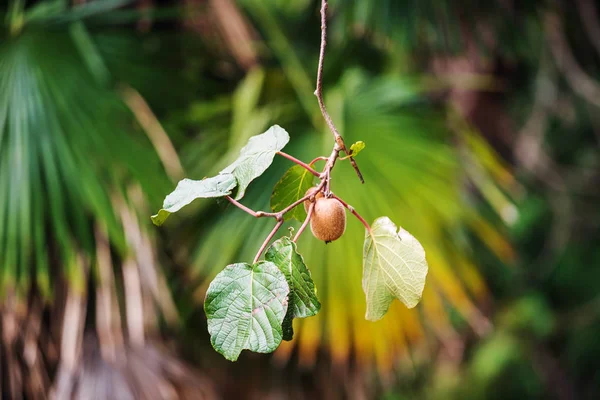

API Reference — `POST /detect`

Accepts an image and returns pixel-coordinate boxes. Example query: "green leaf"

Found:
[362,217,428,321]
[151,174,237,226]
[204,261,290,361]
[349,141,366,156]
[266,237,321,340]
[221,125,290,200]
[270,165,315,221]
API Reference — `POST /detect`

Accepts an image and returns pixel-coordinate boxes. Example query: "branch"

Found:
[314,0,364,183]
[231,1,371,262]
[331,194,371,233]
[277,151,320,177]
[226,174,328,222]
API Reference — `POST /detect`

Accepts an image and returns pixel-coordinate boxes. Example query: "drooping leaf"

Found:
[151,174,237,226]
[204,261,290,361]
[349,141,366,156]
[221,125,290,200]
[270,165,315,221]
[362,217,428,321]
[265,237,320,340]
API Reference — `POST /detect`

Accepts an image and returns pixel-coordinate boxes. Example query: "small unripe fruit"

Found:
[303,187,324,212]
[310,197,346,243]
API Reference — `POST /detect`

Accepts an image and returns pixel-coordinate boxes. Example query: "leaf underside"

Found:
[221,124,290,200]
[152,125,290,225]
[266,237,321,340]
[270,165,315,221]
[362,217,428,321]
[204,261,290,361]
[151,174,237,225]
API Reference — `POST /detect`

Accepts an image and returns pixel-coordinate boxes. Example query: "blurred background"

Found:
[1,0,600,399]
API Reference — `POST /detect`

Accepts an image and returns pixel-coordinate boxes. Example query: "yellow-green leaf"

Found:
[349,141,366,156]
[362,217,428,321]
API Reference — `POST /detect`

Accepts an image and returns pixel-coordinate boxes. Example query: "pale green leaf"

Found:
[349,141,366,156]
[204,261,290,361]
[270,165,315,221]
[151,174,237,226]
[266,237,321,340]
[221,125,290,200]
[362,217,428,321]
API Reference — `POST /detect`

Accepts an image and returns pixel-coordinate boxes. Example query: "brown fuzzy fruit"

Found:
[303,187,324,212]
[309,197,346,243]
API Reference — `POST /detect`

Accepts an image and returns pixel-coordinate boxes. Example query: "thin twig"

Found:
[331,194,371,233]
[226,177,326,221]
[277,151,320,176]
[293,203,314,242]
[315,0,364,183]
[254,218,284,263]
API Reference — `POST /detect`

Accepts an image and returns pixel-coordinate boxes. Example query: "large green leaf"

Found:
[204,261,290,361]
[270,165,315,221]
[265,237,320,340]
[362,217,428,321]
[151,174,237,226]
[221,125,290,200]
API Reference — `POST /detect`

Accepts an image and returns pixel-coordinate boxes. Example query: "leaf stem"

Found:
[293,203,314,242]
[331,194,371,233]
[253,218,284,263]
[277,151,320,177]
[309,156,328,166]
[315,0,364,184]
[225,196,261,217]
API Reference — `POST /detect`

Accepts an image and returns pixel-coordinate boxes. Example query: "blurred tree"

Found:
[0,1,216,398]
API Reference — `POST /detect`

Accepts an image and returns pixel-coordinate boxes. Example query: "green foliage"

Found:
[363,217,428,321]
[265,237,321,340]
[204,261,289,361]
[0,17,169,298]
[270,165,315,221]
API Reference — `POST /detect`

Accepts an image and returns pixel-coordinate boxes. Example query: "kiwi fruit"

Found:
[309,196,346,243]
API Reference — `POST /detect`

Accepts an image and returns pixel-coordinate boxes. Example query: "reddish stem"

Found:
[277,151,320,177]
[253,218,284,263]
[331,194,371,233]
[225,196,260,217]
[293,203,314,242]
[309,156,328,166]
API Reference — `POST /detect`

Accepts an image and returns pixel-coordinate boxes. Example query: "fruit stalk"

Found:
[294,202,314,242]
